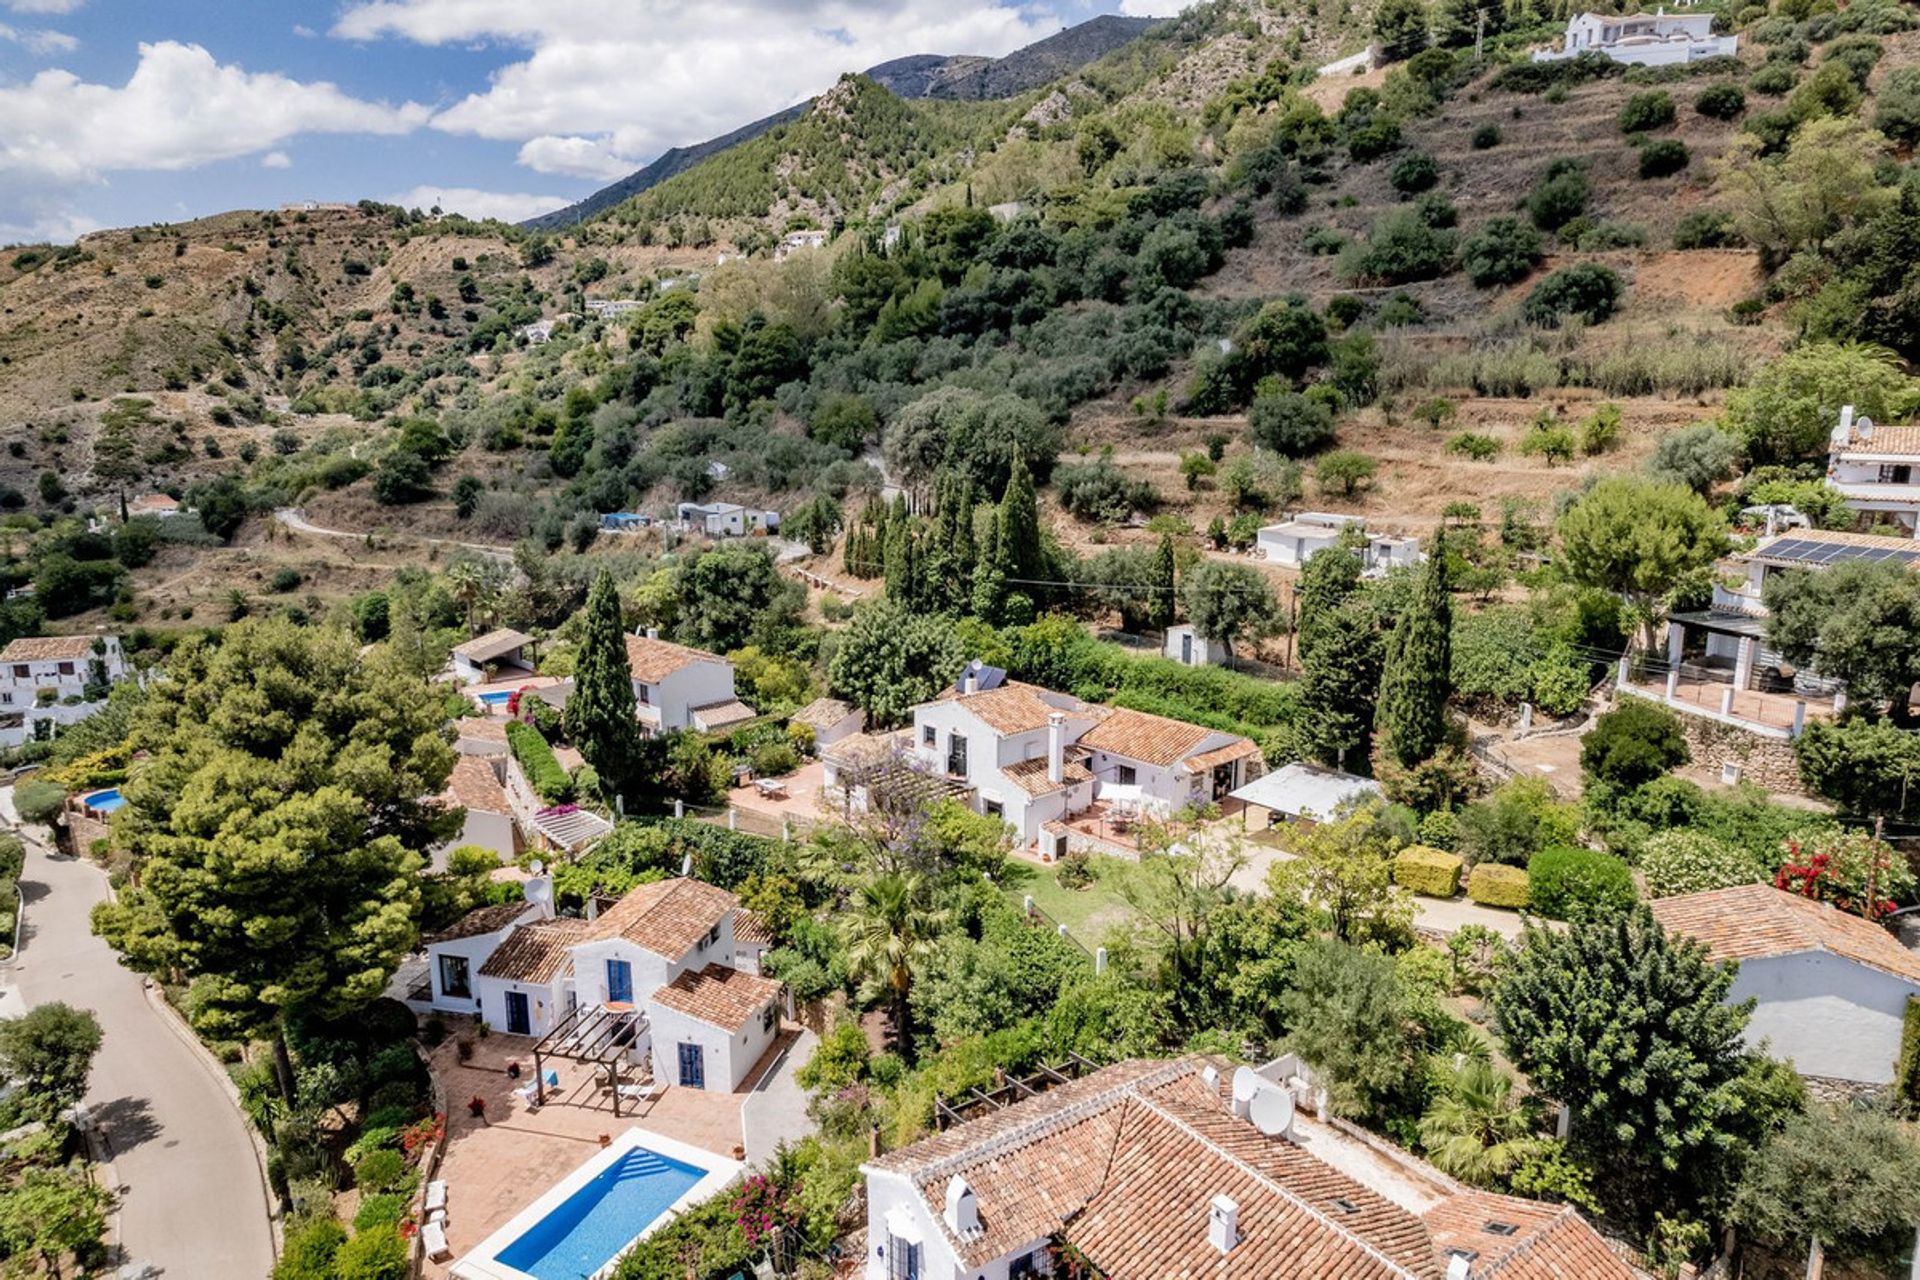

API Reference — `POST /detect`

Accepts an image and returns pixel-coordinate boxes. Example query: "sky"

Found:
[0,0,1197,245]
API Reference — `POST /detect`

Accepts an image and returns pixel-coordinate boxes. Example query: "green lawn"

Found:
[1000,855,1139,946]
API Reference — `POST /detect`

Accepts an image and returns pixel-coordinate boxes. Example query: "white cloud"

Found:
[260,150,292,168]
[0,40,430,183]
[2,0,85,13]
[292,23,317,37]
[387,184,570,222]
[333,0,1064,171]
[1116,0,1197,12]
[0,22,78,53]
[0,199,99,246]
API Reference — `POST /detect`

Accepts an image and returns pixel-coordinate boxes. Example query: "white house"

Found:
[0,635,128,746]
[518,320,556,345]
[676,501,781,537]
[125,493,183,520]
[775,230,829,260]
[1651,883,1920,1089]
[1534,9,1736,65]
[1163,622,1226,668]
[449,628,534,686]
[1827,404,1920,536]
[623,630,754,735]
[790,696,865,749]
[584,299,646,318]
[423,877,786,1091]
[861,1056,1637,1280]
[1255,513,1421,574]
[906,664,1261,855]
[439,755,521,865]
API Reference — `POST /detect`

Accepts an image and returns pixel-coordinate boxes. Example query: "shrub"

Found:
[270,567,303,593]
[1582,699,1690,790]
[1694,82,1746,119]
[1750,61,1796,95]
[1672,209,1742,249]
[332,1224,410,1280]
[1461,217,1543,287]
[1642,830,1766,897]
[1521,265,1623,328]
[1054,461,1157,524]
[1471,123,1501,149]
[353,1193,408,1231]
[352,1148,407,1193]
[1527,846,1636,920]
[1316,449,1378,497]
[273,1219,348,1280]
[505,720,573,804]
[1526,161,1589,232]
[750,741,799,778]
[1618,90,1677,133]
[1248,390,1336,456]
[1874,66,1920,144]
[1467,863,1531,909]
[1456,777,1579,867]
[13,779,65,825]
[1447,432,1501,461]
[1638,139,1690,178]
[1389,150,1440,194]
[1393,845,1464,897]
[1340,209,1458,284]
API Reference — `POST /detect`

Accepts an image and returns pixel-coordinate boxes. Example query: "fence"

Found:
[680,799,823,844]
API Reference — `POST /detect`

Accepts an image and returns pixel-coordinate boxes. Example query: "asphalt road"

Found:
[5,804,275,1280]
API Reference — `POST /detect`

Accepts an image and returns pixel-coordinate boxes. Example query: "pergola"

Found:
[530,1001,646,1115]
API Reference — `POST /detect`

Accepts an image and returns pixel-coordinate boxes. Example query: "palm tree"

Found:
[445,559,489,635]
[1417,1058,1541,1186]
[840,871,948,1059]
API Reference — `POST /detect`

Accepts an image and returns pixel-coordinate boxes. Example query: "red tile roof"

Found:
[452,628,531,662]
[442,756,510,815]
[1080,707,1229,768]
[1001,755,1094,797]
[942,681,1074,735]
[0,635,100,663]
[586,877,737,959]
[426,901,533,944]
[478,917,588,983]
[649,963,784,1032]
[1649,882,1920,986]
[624,634,726,682]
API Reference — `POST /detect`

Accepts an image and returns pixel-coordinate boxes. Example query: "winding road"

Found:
[2,792,275,1280]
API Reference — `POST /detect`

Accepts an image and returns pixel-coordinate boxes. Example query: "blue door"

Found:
[606,958,633,1003]
[677,1041,705,1089]
[504,991,530,1035]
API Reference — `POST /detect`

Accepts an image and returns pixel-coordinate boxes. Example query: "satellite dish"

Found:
[1231,1066,1262,1107]
[523,877,552,905]
[529,859,546,876]
[1249,1085,1296,1139]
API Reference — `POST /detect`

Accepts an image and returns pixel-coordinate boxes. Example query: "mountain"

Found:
[522,15,1158,232]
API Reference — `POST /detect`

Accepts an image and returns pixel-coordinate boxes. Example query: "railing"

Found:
[1014,893,1095,960]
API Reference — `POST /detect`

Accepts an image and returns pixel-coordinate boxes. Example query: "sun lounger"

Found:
[422,1220,453,1262]
[424,1180,448,1214]
[512,1081,541,1108]
[617,1080,665,1104]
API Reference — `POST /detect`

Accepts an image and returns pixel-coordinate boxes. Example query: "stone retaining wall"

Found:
[1672,716,1805,795]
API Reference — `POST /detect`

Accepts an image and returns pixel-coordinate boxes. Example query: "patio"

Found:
[421,1024,799,1278]
[1623,672,1834,738]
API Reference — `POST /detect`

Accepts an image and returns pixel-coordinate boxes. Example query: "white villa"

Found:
[449,628,535,686]
[1256,513,1421,574]
[862,1056,1636,1280]
[0,634,129,747]
[881,663,1262,856]
[439,755,521,864]
[775,230,829,260]
[125,493,184,519]
[420,877,786,1093]
[1827,404,1920,536]
[584,299,646,318]
[624,630,755,736]
[676,501,781,537]
[1652,884,1920,1090]
[1533,9,1737,66]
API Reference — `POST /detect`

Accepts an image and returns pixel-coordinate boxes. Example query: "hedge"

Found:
[1527,845,1635,920]
[1896,997,1920,1116]
[1467,863,1531,910]
[505,720,573,805]
[1393,845,1463,898]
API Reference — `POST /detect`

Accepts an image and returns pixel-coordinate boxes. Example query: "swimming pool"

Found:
[83,788,126,814]
[476,691,515,708]
[455,1129,743,1280]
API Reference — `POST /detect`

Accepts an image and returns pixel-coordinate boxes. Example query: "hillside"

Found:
[523,15,1158,232]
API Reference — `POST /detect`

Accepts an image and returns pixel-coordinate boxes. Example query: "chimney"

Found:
[963,662,979,696]
[1208,1195,1239,1254]
[645,626,659,641]
[1446,1253,1473,1280]
[1047,712,1066,785]
[943,1176,980,1236]
[1840,404,1855,439]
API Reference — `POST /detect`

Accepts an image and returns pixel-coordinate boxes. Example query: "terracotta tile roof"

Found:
[0,635,99,663]
[791,697,858,730]
[1001,755,1094,797]
[943,681,1075,735]
[127,493,179,513]
[426,901,532,944]
[452,628,531,662]
[649,963,784,1031]
[1079,706,1220,768]
[869,1058,1636,1279]
[624,634,726,683]
[458,719,509,748]
[1423,1189,1637,1280]
[1649,883,1920,986]
[690,699,758,730]
[1183,737,1263,775]
[478,917,588,983]
[732,909,773,948]
[586,877,738,958]
[1837,425,1920,457]
[443,756,510,815]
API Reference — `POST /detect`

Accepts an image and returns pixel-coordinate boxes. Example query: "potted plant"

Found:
[467,1095,487,1119]
[506,1061,521,1080]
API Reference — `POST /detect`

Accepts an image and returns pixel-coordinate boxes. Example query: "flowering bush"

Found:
[1643,830,1766,898]
[401,1113,445,1163]
[730,1173,795,1249]
[1776,829,1915,918]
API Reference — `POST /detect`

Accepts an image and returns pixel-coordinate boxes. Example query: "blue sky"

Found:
[0,0,1183,244]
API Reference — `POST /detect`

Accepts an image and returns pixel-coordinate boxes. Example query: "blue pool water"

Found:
[495,1147,706,1280]
[84,788,125,813]
[477,691,514,707]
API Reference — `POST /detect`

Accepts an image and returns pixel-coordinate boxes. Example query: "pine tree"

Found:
[1376,538,1452,768]
[565,569,641,800]
[1301,600,1383,771]
[1296,547,1363,668]
[1150,531,1178,630]
[996,452,1043,588]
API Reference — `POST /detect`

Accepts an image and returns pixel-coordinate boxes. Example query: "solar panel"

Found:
[1761,537,1920,567]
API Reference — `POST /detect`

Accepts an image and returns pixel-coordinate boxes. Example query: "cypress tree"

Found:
[996,452,1043,588]
[565,569,641,801]
[1300,599,1383,772]
[1377,537,1453,768]
[1296,546,1363,668]
[883,517,911,602]
[972,516,1005,622]
[1150,531,1177,630]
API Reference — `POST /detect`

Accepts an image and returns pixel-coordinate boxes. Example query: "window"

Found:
[606,958,633,1003]
[762,1004,777,1034]
[1483,1221,1518,1237]
[438,954,471,999]
[1880,464,1913,485]
[922,724,936,747]
[9,665,25,679]
[636,683,651,705]
[886,1236,921,1280]
[1116,765,1137,786]
[984,800,1003,819]
[1010,1252,1040,1280]
[1054,834,1068,860]
[56,662,74,676]
[946,733,968,777]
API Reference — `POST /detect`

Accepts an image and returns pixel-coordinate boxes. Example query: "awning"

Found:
[1667,609,1769,641]
[532,807,614,850]
[1182,739,1261,774]
[691,700,758,731]
[1228,762,1382,821]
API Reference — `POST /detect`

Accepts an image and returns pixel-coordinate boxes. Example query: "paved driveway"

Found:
[4,796,275,1280]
